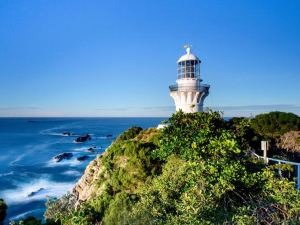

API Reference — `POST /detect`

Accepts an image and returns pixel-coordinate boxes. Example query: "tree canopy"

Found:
[251,111,300,138]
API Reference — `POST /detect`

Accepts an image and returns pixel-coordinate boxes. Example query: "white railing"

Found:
[251,151,300,190]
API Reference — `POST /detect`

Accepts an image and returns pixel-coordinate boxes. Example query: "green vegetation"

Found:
[251,111,300,138]
[228,112,300,161]
[8,111,300,224]
[0,199,7,223]
[116,126,143,141]
[42,111,300,224]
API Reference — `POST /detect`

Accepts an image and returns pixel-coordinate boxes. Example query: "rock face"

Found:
[75,134,91,143]
[73,152,107,206]
[72,128,157,206]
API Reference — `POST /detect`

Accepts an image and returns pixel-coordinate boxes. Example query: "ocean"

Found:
[0,117,165,223]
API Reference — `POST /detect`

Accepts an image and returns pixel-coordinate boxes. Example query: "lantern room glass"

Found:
[177,60,200,79]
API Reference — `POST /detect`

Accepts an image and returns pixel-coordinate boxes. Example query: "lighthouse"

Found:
[169,46,210,113]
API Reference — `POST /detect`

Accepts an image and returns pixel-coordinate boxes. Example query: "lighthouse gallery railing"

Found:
[169,84,210,92]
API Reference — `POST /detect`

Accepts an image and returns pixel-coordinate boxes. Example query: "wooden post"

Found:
[278,161,282,177]
[261,141,269,163]
[297,165,300,190]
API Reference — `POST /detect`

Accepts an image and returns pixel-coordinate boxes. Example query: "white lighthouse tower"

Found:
[169,45,210,113]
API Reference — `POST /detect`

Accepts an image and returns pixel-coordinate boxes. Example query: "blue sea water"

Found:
[0,117,165,223]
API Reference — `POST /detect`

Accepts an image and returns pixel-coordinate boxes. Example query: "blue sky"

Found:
[0,0,299,117]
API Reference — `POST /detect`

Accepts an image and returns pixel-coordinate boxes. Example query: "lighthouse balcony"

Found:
[169,84,210,92]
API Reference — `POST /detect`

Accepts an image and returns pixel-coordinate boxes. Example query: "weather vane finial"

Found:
[183,44,191,54]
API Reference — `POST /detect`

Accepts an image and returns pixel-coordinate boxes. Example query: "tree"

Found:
[251,111,300,138]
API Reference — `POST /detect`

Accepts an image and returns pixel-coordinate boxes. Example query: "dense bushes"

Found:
[129,111,300,224]
[44,127,161,225]
[0,199,7,223]
[116,126,143,141]
[251,111,300,138]
[28,111,300,224]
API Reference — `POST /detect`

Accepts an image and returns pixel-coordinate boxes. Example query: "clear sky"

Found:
[0,0,299,117]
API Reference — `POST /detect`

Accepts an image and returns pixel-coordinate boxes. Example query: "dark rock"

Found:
[62,132,72,136]
[75,134,91,143]
[28,188,45,197]
[54,152,73,162]
[87,146,96,152]
[77,155,89,161]
[106,134,113,138]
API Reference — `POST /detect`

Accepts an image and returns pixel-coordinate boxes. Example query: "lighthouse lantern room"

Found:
[169,45,210,113]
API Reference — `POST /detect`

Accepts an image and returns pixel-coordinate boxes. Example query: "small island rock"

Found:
[77,155,89,161]
[75,134,91,143]
[54,153,73,162]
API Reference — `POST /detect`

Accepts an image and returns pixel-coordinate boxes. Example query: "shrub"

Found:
[116,127,143,141]
[0,198,7,223]
[251,111,300,138]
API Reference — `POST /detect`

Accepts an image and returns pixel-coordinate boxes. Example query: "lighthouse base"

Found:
[169,83,209,113]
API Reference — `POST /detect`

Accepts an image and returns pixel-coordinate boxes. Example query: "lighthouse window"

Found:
[178,60,202,79]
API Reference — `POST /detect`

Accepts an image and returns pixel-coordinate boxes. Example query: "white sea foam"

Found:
[73,146,90,151]
[10,142,57,166]
[10,153,27,165]
[73,146,102,153]
[9,208,44,221]
[93,134,114,140]
[62,170,81,176]
[39,123,81,137]
[0,178,74,205]
[0,171,14,177]
[39,125,70,135]
[46,132,79,137]
[0,155,8,161]
[46,157,81,167]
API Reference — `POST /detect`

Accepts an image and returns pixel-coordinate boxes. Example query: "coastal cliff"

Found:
[73,152,108,206]
[44,111,300,225]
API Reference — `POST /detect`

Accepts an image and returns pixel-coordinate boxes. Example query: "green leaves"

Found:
[153,111,243,162]
[44,111,300,225]
[251,111,300,138]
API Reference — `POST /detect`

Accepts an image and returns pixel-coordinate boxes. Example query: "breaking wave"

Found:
[0,177,74,205]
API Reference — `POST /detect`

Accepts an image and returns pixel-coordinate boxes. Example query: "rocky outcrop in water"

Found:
[87,146,96,152]
[77,155,89,161]
[28,188,45,197]
[75,134,91,143]
[62,132,72,136]
[54,153,73,162]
